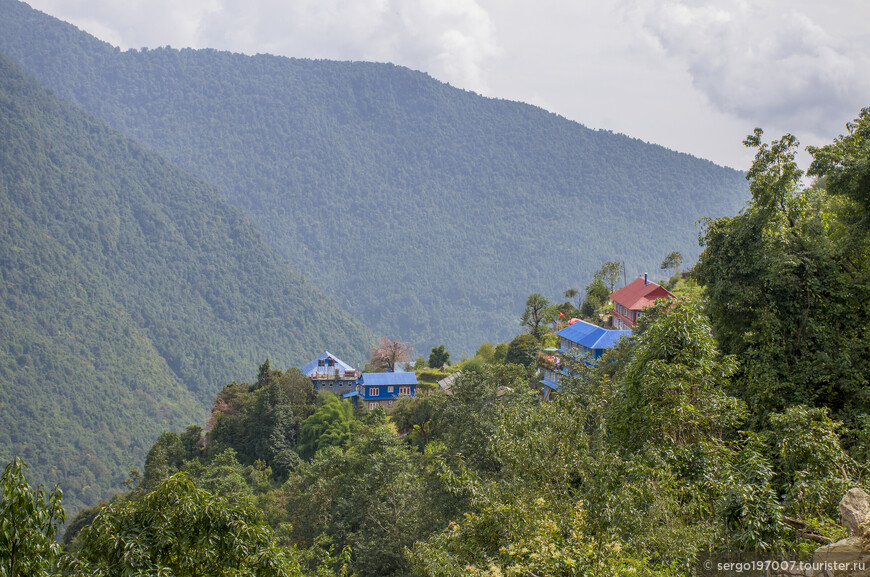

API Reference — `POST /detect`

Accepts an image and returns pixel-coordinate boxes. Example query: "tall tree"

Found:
[596,261,624,292]
[428,345,450,369]
[520,293,550,340]
[696,116,870,423]
[659,251,683,277]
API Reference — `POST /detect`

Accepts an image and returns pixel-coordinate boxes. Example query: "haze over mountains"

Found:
[0,50,371,511]
[0,0,749,356]
[0,0,752,511]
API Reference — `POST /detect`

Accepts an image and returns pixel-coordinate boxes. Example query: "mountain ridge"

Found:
[0,0,750,355]
[0,49,372,511]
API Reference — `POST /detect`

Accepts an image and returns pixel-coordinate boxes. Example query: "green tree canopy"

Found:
[0,458,65,577]
[428,344,450,369]
[71,472,301,576]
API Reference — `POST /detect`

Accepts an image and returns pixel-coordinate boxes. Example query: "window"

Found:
[368,402,378,410]
[388,386,394,393]
[399,386,410,395]
[369,387,379,396]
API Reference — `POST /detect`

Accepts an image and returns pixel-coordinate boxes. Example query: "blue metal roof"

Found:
[299,351,356,377]
[556,320,630,351]
[342,391,361,398]
[539,377,561,391]
[360,372,419,386]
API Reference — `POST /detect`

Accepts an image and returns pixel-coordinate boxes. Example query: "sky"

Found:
[24,0,870,170]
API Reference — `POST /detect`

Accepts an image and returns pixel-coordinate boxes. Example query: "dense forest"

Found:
[0,0,750,355]
[4,107,869,576]
[0,51,372,512]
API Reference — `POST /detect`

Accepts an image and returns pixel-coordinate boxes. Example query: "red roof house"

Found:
[609,274,674,329]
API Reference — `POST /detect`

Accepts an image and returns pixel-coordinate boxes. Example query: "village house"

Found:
[300,352,418,410]
[538,319,630,400]
[609,274,674,329]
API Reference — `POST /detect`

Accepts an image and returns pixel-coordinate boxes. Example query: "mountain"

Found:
[0,0,749,355]
[0,51,372,511]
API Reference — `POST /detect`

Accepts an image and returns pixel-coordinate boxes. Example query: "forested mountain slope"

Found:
[0,51,371,512]
[0,0,749,354]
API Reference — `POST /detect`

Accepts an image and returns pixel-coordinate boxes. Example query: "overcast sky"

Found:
[25,0,870,170]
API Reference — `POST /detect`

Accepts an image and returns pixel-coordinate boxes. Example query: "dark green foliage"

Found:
[0,0,749,356]
[504,333,539,367]
[69,472,302,576]
[284,426,456,577]
[207,365,316,474]
[427,344,450,368]
[696,121,870,425]
[0,51,370,512]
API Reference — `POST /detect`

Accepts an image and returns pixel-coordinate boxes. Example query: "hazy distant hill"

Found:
[0,51,371,511]
[0,0,749,355]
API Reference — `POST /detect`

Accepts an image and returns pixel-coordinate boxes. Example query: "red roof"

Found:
[610,276,674,312]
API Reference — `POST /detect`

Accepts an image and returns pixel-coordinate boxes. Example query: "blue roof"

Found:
[342,391,361,398]
[539,377,561,391]
[556,321,630,351]
[299,351,356,377]
[360,372,419,386]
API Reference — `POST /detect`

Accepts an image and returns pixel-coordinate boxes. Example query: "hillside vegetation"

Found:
[47,108,870,577]
[0,51,372,512]
[0,0,749,354]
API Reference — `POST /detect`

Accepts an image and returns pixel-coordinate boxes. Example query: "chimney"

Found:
[644,273,648,286]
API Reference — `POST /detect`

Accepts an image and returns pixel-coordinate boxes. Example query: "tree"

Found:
[808,107,870,233]
[607,301,742,453]
[71,473,301,576]
[596,261,623,292]
[580,276,610,319]
[297,395,359,460]
[505,333,539,367]
[369,337,413,372]
[428,344,450,369]
[696,119,870,424]
[660,251,683,276]
[520,293,549,339]
[0,458,65,577]
[564,287,580,308]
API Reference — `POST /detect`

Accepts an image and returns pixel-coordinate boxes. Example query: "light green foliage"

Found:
[768,406,854,519]
[475,342,495,362]
[608,301,742,452]
[581,275,611,319]
[70,473,301,576]
[297,396,359,460]
[808,107,870,231]
[596,261,624,292]
[199,448,253,500]
[0,458,64,577]
[285,426,448,577]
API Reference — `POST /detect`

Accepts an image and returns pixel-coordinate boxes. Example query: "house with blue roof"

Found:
[300,352,360,396]
[300,352,418,410]
[538,320,630,400]
[355,371,419,411]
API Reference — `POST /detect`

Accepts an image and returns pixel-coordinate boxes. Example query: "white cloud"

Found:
[623,0,870,138]
[30,0,500,94]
